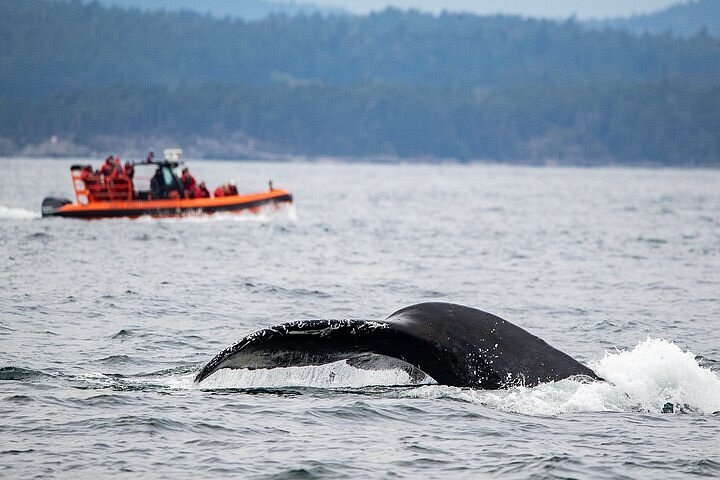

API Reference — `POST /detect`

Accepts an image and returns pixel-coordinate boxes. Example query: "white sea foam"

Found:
[403,338,720,415]
[133,203,297,224]
[399,381,627,416]
[594,337,720,413]
[158,372,198,390]
[0,205,39,220]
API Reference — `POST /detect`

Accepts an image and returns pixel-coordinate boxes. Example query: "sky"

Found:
[305,0,688,19]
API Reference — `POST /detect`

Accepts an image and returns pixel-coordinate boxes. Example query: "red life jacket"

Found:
[181,173,197,196]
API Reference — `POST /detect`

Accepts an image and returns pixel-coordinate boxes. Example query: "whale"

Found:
[195,302,601,388]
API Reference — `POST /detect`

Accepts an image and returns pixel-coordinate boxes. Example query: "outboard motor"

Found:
[41,197,72,217]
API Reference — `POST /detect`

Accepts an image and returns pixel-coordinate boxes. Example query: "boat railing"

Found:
[71,166,134,204]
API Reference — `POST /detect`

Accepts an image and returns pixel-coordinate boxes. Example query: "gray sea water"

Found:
[1,158,719,479]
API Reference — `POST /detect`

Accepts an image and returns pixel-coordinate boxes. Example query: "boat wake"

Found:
[0,203,294,222]
[0,205,40,220]
[133,203,297,224]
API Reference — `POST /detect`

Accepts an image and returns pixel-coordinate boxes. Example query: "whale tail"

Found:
[194,319,450,384]
[195,303,601,389]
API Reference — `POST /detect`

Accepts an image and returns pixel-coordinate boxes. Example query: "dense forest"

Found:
[92,0,346,21]
[4,0,720,96]
[593,0,720,38]
[1,0,719,164]
[96,0,720,38]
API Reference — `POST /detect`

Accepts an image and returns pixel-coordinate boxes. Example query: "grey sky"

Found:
[308,0,687,19]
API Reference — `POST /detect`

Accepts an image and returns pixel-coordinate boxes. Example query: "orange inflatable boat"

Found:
[41,152,292,219]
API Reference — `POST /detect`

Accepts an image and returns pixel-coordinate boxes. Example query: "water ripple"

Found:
[2,160,719,478]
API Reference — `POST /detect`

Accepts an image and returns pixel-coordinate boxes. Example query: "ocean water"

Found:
[1,158,719,479]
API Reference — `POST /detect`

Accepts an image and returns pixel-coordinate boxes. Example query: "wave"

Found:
[0,205,39,220]
[0,366,51,381]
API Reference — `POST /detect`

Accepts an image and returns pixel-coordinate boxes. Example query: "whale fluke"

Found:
[195,302,601,388]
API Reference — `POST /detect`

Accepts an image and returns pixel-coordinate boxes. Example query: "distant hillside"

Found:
[90,0,347,20]
[4,81,718,165]
[1,0,719,165]
[592,0,720,37]
[3,1,719,98]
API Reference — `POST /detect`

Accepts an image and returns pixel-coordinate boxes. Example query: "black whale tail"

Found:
[195,303,601,389]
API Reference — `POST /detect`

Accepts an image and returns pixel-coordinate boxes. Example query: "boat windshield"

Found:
[132,162,183,200]
[162,167,175,186]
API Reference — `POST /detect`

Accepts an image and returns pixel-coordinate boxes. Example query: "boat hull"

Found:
[42,190,292,219]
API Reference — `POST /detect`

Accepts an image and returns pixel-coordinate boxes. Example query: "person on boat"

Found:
[120,161,135,200]
[96,156,117,200]
[213,182,239,197]
[124,161,134,180]
[104,157,132,200]
[180,167,197,196]
[197,182,210,198]
[80,165,103,202]
[146,151,155,163]
[226,181,238,196]
[79,165,92,179]
[181,167,206,198]
[150,167,164,199]
[99,156,115,177]
[108,157,124,179]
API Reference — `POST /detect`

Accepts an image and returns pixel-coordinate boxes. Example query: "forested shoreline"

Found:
[1,0,719,165]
